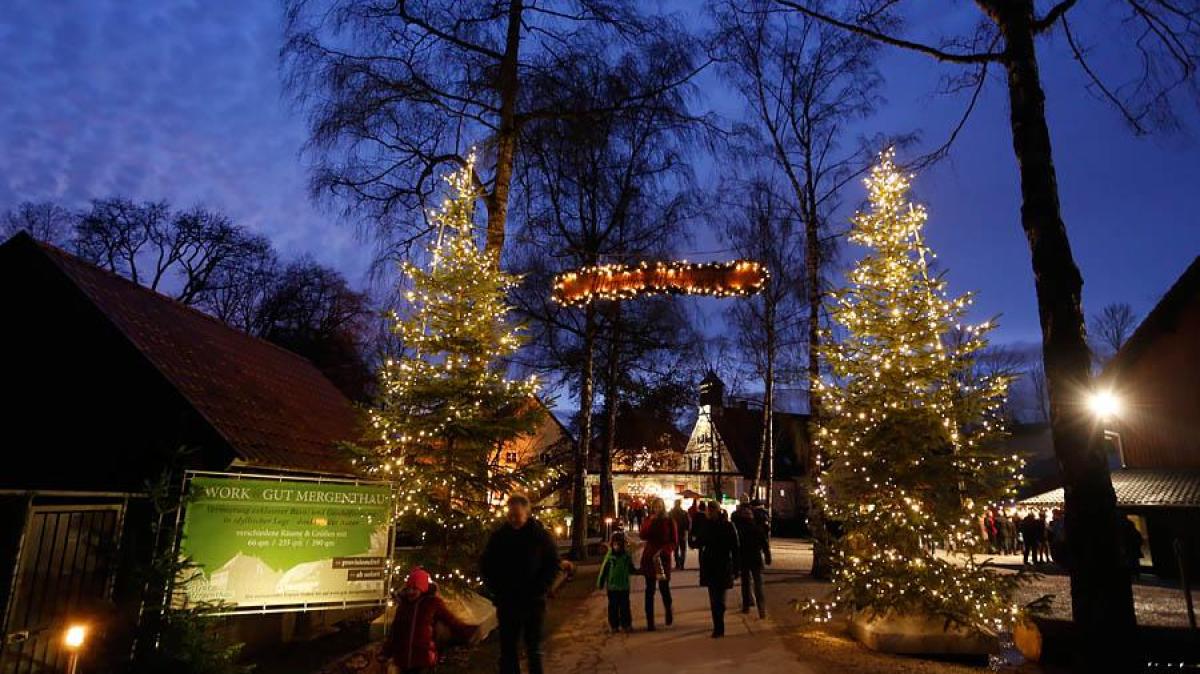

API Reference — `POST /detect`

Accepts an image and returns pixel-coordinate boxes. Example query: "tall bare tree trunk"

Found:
[600,303,620,520]
[571,304,597,560]
[485,0,523,260]
[986,1,1136,668]
[753,298,775,504]
[803,175,832,578]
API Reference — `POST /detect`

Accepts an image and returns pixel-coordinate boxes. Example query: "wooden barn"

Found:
[0,232,569,673]
[0,231,367,673]
[1023,255,1200,578]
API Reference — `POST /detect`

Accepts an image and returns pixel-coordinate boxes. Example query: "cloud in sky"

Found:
[2,1,1198,345]
[0,0,372,281]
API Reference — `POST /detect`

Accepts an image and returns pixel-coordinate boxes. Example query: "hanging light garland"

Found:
[552,259,768,306]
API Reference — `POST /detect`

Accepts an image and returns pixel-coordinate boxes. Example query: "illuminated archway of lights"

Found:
[552,259,768,306]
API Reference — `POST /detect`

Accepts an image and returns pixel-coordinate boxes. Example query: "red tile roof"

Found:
[28,235,361,475]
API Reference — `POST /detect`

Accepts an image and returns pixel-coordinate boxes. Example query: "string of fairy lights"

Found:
[804,150,1027,633]
[552,259,768,306]
[359,156,552,588]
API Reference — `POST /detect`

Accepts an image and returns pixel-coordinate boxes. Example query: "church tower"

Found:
[699,369,725,413]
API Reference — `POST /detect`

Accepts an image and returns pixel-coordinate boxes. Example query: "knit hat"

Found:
[405,567,431,593]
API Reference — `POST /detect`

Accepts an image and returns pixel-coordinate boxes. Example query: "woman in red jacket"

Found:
[382,568,478,673]
[639,497,678,631]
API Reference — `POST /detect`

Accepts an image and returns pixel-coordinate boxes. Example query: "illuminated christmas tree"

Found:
[363,158,545,585]
[812,150,1024,631]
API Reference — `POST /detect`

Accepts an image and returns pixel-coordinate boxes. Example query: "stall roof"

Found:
[1020,468,1200,508]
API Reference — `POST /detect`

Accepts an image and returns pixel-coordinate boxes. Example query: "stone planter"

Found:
[369,586,497,642]
[849,609,998,655]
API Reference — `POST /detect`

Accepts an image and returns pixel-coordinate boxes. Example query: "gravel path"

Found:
[543,557,819,672]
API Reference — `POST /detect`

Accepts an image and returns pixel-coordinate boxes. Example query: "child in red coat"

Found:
[382,568,478,673]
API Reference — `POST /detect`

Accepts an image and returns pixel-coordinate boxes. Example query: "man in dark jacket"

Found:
[697,502,739,638]
[481,495,560,674]
[733,504,771,618]
[669,500,692,570]
[1020,511,1043,565]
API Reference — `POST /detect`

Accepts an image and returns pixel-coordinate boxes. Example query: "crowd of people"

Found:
[600,496,773,638]
[979,506,1144,576]
[980,507,1067,565]
[380,493,775,673]
[382,495,1152,672]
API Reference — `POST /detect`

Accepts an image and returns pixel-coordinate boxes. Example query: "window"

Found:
[505,451,518,464]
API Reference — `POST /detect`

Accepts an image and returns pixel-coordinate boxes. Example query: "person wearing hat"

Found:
[382,567,479,673]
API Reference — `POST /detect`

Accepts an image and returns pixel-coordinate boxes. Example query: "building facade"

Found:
[587,371,811,525]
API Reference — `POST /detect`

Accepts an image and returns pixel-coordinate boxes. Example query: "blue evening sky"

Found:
[2,0,1197,348]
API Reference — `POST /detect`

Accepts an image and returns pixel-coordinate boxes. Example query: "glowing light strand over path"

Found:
[552,259,768,306]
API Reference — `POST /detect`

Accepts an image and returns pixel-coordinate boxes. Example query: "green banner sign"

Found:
[179,475,393,610]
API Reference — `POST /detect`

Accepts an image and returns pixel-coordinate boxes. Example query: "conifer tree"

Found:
[812,150,1024,631]
[363,158,545,584]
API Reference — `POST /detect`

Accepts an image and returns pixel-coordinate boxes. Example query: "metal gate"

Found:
[1,504,124,674]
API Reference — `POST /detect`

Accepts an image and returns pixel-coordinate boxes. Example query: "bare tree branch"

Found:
[773,0,1003,63]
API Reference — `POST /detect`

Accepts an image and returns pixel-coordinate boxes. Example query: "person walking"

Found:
[1120,516,1144,579]
[638,497,677,630]
[983,510,998,554]
[733,504,770,618]
[596,532,635,632]
[481,495,560,674]
[697,502,739,638]
[669,499,691,570]
[1007,511,1022,555]
[1037,510,1052,562]
[1020,510,1042,565]
[382,567,479,674]
[1047,508,1068,566]
[690,501,708,586]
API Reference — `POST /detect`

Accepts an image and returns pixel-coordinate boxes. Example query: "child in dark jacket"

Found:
[382,568,478,673]
[596,532,635,632]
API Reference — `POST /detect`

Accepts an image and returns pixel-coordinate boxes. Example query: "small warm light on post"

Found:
[1087,389,1122,420]
[64,624,87,650]
[553,525,563,537]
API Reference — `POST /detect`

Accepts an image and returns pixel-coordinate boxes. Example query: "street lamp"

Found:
[1086,389,1122,420]
[1087,389,1127,468]
[63,624,87,674]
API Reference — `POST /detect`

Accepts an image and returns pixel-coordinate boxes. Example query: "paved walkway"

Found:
[543,564,817,673]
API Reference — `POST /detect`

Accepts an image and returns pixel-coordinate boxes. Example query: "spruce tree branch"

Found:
[773,0,1003,63]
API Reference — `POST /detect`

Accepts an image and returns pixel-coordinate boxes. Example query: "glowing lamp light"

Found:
[1087,390,1122,420]
[64,624,87,649]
